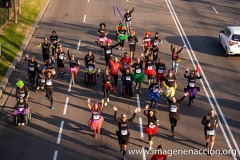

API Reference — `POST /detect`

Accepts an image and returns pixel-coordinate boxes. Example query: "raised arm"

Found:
[130,6,134,14]
[112,42,121,48]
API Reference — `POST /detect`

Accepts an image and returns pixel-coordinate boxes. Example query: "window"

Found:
[232,34,240,41]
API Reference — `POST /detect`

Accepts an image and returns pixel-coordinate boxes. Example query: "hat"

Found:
[145,31,151,36]
[16,80,24,87]
[106,39,112,44]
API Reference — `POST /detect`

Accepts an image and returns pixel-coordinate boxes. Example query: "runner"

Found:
[143,104,158,150]
[142,32,152,51]
[45,71,54,109]
[113,105,138,160]
[184,68,202,106]
[162,70,176,99]
[39,38,52,64]
[124,6,134,34]
[143,54,156,85]
[55,47,67,79]
[50,31,59,56]
[44,57,56,77]
[128,30,138,59]
[120,52,132,74]
[132,57,145,93]
[87,98,104,139]
[36,68,46,91]
[201,109,219,154]
[67,49,80,85]
[171,43,185,74]
[151,32,163,63]
[155,58,166,88]
[150,145,168,160]
[161,89,188,139]
[121,68,134,98]
[27,57,39,87]
[109,57,121,91]
[148,77,160,109]
[98,69,113,106]
[98,39,120,68]
[84,50,95,66]
[116,22,128,50]
[97,23,108,46]
[15,80,30,101]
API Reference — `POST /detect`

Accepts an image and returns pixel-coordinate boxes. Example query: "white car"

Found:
[219,26,240,56]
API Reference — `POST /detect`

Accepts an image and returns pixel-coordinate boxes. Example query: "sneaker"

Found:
[44,96,48,99]
[93,134,97,139]
[136,86,138,90]
[119,47,122,50]
[104,102,107,107]
[50,105,54,110]
[121,48,124,51]
[18,123,21,126]
[120,148,123,152]
[172,135,175,140]
[21,123,25,126]
[36,86,40,90]
[149,146,152,150]
[107,98,109,102]
[138,89,142,93]
[121,156,126,160]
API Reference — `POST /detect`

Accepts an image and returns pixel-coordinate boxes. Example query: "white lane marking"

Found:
[77,40,81,51]
[142,146,146,160]
[127,0,128,2]
[136,94,141,112]
[53,150,58,160]
[68,79,72,92]
[88,0,89,2]
[139,117,144,139]
[63,97,69,115]
[83,14,87,22]
[166,0,239,159]
[212,7,219,14]
[57,121,64,144]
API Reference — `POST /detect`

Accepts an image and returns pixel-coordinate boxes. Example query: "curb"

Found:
[0,0,51,105]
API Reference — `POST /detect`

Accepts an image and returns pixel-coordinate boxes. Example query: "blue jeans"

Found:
[172,61,179,74]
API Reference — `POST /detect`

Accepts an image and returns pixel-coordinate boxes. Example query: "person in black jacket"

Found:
[121,69,134,98]
[161,90,188,139]
[45,71,54,109]
[143,104,158,150]
[113,106,138,160]
[124,6,134,34]
[201,109,218,153]
[128,30,138,59]
[27,57,39,87]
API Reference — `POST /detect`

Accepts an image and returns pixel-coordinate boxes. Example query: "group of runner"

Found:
[13,5,219,160]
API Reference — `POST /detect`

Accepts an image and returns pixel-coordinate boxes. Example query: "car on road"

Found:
[219,26,240,56]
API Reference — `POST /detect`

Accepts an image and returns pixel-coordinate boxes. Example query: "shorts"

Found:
[129,44,136,52]
[169,116,178,127]
[43,54,50,61]
[117,131,130,145]
[57,61,64,68]
[46,87,53,99]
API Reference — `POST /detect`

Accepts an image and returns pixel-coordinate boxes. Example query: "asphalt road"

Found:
[0,0,240,160]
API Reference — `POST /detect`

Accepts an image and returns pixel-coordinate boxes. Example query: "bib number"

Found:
[158,69,163,74]
[18,108,24,112]
[88,66,94,71]
[46,81,52,86]
[148,66,153,70]
[121,129,128,136]
[93,114,100,120]
[136,68,141,73]
[41,79,45,83]
[126,76,131,81]
[59,55,64,60]
[29,66,34,71]
[106,50,111,54]
[207,130,215,136]
[189,82,195,87]
[170,105,177,112]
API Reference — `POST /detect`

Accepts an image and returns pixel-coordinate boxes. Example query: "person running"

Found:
[87,98,104,139]
[132,57,145,93]
[161,90,188,139]
[98,39,120,68]
[120,52,132,74]
[124,6,134,34]
[15,80,30,101]
[143,54,156,85]
[44,57,56,77]
[148,78,160,109]
[13,97,30,126]
[128,30,138,59]
[84,50,95,66]
[39,38,52,64]
[113,105,138,160]
[36,68,46,91]
[151,32,163,63]
[27,57,39,87]
[143,104,158,150]
[142,32,152,51]
[184,68,202,106]
[97,23,108,46]
[55,47,67,79]
[109,57,121,91]
[171,43,185,74]
[155,58,166,88]
[45,71,54,109]
[150,145,167,160]
[162,70,176,99]
[121,68,134,98]
[67,49,80,85]
[50,31,59,56]
[116,22,128,50]
[98,69,113,106]
[201,109,219,154]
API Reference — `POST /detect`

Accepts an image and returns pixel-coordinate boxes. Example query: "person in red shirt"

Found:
[109,57,121,92]
[151,145,167,160]
[120,52,132,74]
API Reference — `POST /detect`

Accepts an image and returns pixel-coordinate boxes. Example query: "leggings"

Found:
[112,74,118,86]
[120,40,125,48]
[102,86,110,99]
[148,134,154,141]
[28,72,36,85]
